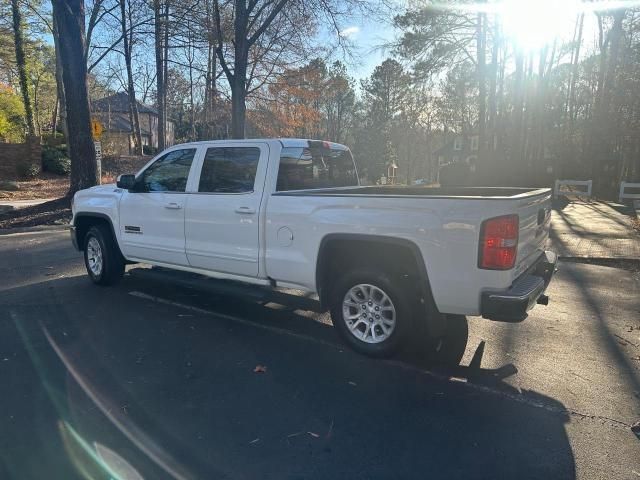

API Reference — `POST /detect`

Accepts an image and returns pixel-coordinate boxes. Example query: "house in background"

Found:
[91,92,174,156]
[433,132,479,168]
[432,132,481,186]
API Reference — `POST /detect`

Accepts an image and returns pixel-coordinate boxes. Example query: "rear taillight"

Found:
[479,214,519,270]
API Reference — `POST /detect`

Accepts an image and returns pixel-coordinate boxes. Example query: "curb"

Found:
[559,256,640,271]
[0,224,70,236]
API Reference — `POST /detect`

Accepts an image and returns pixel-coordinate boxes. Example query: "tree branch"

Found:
[213,0,234,80]
[247,0,289,46]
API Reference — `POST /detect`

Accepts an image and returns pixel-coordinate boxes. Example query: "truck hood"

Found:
[72,183,123,218]
[86,183,117,192]
[75,183,119,198]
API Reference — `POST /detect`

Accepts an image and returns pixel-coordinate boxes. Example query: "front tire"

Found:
[330,269,412,358]
[83,224,125,286]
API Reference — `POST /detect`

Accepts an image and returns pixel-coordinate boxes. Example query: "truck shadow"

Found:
[0,273,576,480]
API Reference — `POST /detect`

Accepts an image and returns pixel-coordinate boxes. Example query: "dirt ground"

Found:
[0,156,150,202]
[0,197,71,229]
[0,173,71,201]
[0,156,150,229]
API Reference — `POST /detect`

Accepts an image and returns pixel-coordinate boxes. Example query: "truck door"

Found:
[185,143,269,277]
[118,147,199,266]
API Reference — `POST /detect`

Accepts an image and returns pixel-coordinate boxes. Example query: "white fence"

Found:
[554,179,593,198]
[619,182,640,203]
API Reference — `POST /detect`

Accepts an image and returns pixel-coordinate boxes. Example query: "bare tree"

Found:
[154,0,167,149]
[476,10,486,154]
[10,0,35,136]
[52,15,68,138]
[119,0,142,154]
[213,0,369,138]
[51,0,98,194]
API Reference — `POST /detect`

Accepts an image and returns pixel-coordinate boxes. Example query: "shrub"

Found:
[16,162,40,179]
[42,145,71,175]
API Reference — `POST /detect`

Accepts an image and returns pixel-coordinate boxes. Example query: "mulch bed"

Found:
[0,173,70,201]
[0,197,71,229]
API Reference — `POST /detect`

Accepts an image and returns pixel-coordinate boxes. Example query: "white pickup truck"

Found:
[71,138,556,362]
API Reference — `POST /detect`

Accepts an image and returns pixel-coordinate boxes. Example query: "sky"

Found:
[336,17,397,80]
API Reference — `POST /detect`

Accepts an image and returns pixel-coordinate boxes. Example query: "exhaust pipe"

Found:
[537,294,549,306]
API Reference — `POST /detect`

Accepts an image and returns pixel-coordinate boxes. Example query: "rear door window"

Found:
[276,145,358,191]
[198,147,260,193]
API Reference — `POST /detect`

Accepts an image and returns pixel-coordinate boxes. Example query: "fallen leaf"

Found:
[348,381,357,386]
[449,376,467,383]
[249,438,260,444]
[307,431,319,438]
[253,365,267,373]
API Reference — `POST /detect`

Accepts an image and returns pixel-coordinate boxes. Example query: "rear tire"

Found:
[83,224,125,286]
[330,269,412,358]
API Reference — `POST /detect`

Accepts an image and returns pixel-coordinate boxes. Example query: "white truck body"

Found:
[71,138,556,357]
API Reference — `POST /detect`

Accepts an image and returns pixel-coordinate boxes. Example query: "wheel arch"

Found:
[73,213,120,253]
[315,233,446,338]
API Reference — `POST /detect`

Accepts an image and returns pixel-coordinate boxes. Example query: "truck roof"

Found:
[172,138,349,150]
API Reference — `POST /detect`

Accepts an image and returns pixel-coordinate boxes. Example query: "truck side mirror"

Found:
[116,174,136,190]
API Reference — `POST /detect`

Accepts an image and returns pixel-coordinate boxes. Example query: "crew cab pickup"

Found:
[70,138,556,362]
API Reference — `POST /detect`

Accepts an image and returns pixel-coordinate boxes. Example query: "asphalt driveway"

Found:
[0,229,639,479]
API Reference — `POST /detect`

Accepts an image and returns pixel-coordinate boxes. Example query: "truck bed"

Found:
[273,186,550,198]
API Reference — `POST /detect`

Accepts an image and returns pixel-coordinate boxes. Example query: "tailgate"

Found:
[513,191,552,278]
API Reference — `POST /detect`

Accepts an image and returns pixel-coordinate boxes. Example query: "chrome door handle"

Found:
[235,206,255,214]
[165,202,182,210]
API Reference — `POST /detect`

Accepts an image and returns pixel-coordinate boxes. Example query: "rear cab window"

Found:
[276,141,359,191]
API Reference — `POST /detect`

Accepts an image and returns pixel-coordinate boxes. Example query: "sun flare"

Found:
[498,0,582,50]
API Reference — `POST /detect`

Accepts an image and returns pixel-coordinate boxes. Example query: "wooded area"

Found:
[0,0,639,196]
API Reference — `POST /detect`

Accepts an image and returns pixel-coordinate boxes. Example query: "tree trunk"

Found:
[52,96,59,136]
[231,0,248,139]
[476,11,486,155]
[11,0,35,137]
[163,0,169,143]
[230,0,249,138]
[52,15,68,139]
[487,14,498,144]
[568,14,584,126]
[231,78,247,139]
[154,0,166,150]
[187,25,196,141]
[51,0,98,195]
[204,0,217,140]
[120,0,142,155]
[511,50,525,178]
[206,43,217,138]
[590,10,625,191]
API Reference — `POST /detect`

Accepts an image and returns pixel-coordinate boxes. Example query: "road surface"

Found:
[0,229,639,479]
